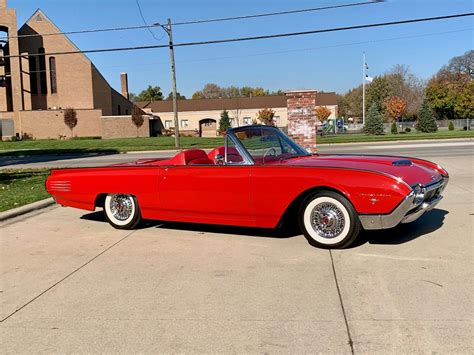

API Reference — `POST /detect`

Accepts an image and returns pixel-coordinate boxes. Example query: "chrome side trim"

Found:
[49,180,71,192]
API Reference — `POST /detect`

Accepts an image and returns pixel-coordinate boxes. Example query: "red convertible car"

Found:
[46,125,448,249]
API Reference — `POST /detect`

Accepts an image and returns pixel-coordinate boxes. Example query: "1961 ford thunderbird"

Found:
[46,125,448,249]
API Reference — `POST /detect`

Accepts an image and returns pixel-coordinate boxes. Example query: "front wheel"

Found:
[299,191,361,249]
[104,194,141,229]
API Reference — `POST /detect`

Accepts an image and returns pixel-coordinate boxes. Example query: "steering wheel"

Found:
[263,147,277,159]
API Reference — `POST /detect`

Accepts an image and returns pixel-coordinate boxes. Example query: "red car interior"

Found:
[207,146,244,163]
[168,149,214,165]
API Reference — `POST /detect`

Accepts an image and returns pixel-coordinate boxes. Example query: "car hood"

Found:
[280,154,442,186]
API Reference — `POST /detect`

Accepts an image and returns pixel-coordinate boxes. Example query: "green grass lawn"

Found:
[0,129,473,157]
[0,169,51,212]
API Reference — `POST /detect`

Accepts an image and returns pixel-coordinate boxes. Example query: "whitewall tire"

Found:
[104,194,141,229]
[299,191,361,249]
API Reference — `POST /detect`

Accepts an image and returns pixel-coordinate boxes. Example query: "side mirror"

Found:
[216,154,224,165]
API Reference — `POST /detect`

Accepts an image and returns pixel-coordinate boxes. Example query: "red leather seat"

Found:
[208,146,243,163]
[169,149,214,165]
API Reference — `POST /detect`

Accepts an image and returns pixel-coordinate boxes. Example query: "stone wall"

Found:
[286,90,317,152]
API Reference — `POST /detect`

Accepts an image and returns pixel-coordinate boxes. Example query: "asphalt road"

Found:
[1,138,473,169]
[1,154,473,353]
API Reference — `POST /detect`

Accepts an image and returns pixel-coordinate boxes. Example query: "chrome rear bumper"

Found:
[359,177,448,230]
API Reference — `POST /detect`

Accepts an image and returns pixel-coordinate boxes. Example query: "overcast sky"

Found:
[10,0,474,97]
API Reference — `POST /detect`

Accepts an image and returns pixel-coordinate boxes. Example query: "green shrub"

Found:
[405,127,411,133]
[448,121,455,131]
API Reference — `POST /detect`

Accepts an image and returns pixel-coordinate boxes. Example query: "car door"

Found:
[158,165,254,227]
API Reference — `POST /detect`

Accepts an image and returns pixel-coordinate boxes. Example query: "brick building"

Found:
[0,1,141,139]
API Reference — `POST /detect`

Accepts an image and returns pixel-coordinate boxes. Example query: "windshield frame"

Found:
[227,125,311,165]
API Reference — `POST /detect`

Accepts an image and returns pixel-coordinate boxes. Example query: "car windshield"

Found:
[231,126,310,164]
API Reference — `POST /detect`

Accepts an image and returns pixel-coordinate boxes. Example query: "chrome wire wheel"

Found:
[310,202,346,239]
[104,193,140,229]
[109,194,134,221]
[301,193,357,248]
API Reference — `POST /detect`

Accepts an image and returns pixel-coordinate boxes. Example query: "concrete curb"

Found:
[0,198,56,222]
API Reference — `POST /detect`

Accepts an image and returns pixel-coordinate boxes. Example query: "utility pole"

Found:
[154,19,180,148]
[167,18,180,148]
[362,52,366,127]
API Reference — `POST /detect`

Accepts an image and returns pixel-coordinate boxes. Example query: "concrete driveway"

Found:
[1,154,473,353]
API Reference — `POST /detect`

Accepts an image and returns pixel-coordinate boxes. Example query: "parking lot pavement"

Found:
[1,155,473,353]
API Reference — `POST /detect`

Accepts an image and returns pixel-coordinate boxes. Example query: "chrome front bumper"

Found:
[359,177,448,230]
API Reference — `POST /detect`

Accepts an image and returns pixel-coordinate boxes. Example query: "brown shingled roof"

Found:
[136,92,337,113]
[315,92,339,106]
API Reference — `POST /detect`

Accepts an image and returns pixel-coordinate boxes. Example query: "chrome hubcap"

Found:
[110,194,133,221]
[311,202,345,239]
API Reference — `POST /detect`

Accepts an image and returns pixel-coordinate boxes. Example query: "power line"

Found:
[173,13,474,48]
[2,13,473,59]
[0,0,381,41]
[8,28,471,74]
[0,24,160,41]
[171,0,382,25]
[135,0,165,41]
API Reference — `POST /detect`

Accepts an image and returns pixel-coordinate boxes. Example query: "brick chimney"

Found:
[286,90,318,153]
[120,72,129,100]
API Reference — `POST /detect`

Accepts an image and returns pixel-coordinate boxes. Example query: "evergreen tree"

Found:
[363,104,384,135]
[448,121,455,131]
[415,100,438,133]
[391,121,398,134]
[219,109,231,132]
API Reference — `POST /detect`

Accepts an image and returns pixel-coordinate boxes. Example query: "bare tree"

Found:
[131,105,144,137]
[63,108,78,138]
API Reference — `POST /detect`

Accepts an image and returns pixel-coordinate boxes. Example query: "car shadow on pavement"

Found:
[80,211,301,238]
[80,209,448,246]
[360,208,449,246]
[153,221,300,239]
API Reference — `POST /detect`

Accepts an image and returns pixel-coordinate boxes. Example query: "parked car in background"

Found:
[46,126,449,249]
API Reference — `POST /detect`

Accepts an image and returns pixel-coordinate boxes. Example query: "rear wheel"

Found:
[299,191,361,249]
[104,194,141,229]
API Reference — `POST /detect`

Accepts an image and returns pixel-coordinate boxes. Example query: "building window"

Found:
[38,48,47,95]
[49,57,57,94]
[180,120,189,128]
[273,116,280,126]
[165,120,172,128]
[243,117,252,125]
[29,57,38,95]
[118,105,121,115]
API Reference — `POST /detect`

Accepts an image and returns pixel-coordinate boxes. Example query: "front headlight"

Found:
[413,185,425,206]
